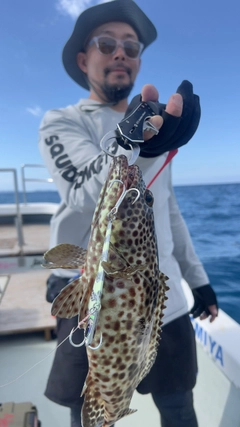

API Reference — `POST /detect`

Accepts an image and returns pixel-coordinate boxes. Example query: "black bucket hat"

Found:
[62,0,157,89]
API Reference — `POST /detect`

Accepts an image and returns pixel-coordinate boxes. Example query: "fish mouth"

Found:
[112,155,139,189]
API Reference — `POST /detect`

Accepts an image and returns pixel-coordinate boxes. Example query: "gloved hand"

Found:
[117,80,200,157]
[190,284,218,323]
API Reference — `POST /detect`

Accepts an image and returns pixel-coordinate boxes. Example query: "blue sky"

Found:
[1,0,240,191]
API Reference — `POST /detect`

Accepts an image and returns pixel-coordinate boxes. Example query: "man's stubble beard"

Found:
[100,81,134,103]
[88,66,134,103]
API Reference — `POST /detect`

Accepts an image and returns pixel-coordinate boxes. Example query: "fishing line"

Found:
[0,315,90,389]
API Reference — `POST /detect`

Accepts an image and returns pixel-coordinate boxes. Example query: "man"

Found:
[39,1,218,426]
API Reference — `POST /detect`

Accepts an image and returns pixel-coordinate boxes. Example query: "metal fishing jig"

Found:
[77,180,140,350]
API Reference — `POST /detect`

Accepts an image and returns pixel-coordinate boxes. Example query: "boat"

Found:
[0,165,58,340]
[0,165,240,426]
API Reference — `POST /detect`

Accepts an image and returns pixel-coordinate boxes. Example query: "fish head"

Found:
[92,155,156,260]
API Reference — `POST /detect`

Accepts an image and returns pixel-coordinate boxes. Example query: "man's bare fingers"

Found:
[208,304,218,323]
[165,93,183,117]
[199,311,208,321]
[143,115,163,141]
[200,305,218,323]
[141,84,159,102]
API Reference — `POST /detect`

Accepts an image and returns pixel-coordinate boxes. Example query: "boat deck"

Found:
[0,270,55,340]
[0,223,51,257]
[0,223,56,339]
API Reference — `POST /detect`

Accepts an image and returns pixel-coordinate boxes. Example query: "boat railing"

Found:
[0,168,24,253]
[21,164,54,204]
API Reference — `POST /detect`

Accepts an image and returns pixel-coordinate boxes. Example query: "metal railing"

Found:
[21,164,53,204]
[0,168,24,253]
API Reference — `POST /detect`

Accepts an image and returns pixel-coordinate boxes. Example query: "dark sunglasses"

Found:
[88,36,144,59]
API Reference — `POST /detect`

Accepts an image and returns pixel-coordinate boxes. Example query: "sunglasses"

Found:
[88,36,144,59]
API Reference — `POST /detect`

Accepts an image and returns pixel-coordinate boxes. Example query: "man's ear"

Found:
[77,52,87,73]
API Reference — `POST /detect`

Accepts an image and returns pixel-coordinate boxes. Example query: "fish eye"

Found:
[144,189,154,207]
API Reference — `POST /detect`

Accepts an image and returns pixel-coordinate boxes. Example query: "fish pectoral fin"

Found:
[43,243,87,269]
[51,276,83,318]
[81,385,105,427]
[101,261,147,278]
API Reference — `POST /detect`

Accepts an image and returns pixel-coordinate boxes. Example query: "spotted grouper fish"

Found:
[43,154,169,427]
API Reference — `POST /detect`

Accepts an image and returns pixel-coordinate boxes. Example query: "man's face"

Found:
[77,22,141,102]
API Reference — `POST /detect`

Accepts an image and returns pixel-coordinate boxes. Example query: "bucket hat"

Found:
[62,0,157,89]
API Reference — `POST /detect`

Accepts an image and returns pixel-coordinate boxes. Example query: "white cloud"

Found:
[26,106,44,117]
[56,0,111,19]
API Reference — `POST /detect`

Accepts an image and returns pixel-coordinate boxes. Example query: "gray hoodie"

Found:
[39,98,209,326]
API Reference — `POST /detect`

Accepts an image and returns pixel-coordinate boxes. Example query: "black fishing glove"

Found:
[190,284,218,318]
[117,80,201,157]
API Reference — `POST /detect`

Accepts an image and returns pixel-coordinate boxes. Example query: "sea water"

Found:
[0,183,239,323]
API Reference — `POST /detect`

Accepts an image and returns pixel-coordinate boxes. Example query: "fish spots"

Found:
[101,376,110,382]
[114,388,123,395]
[107,285,115,293]
[113,321,120,331]
[108,299,116,308]
[128,299,135,309]
[126,320,133,330]
[94,391,101,398]
[104,323,111,329]
[120,333,127,342]
[129,288,136,297]
[119,364,126,371]
[51,156,170,426]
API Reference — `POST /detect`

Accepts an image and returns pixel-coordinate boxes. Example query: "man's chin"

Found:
[101,82,134,103]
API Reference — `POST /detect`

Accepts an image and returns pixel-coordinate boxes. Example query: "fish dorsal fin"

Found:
[51,276,83,318]
[42,243,87,269]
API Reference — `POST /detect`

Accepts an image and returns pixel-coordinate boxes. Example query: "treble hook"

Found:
[107,179,140,221]
[88,332,103,351]
[69,326,103,350]
[69,327,85,348]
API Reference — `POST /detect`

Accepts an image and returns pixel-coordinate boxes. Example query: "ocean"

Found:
[0,183,240,324]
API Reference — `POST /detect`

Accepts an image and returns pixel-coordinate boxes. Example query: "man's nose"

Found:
[113,45,126,59]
